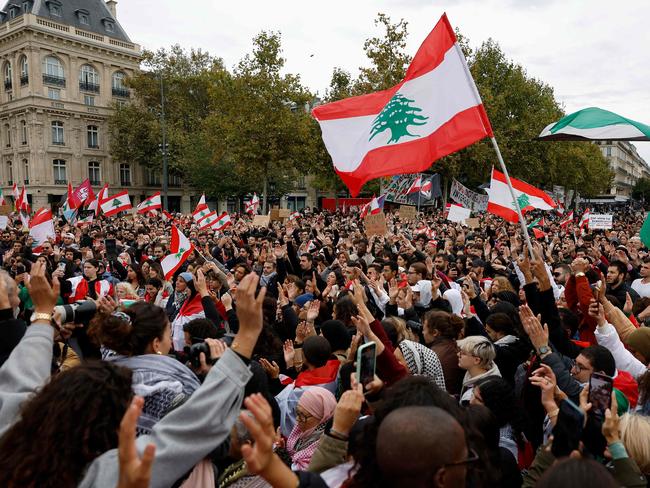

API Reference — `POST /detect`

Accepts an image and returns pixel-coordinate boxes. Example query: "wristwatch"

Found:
[30,312,53,323]
[538,345,551,356]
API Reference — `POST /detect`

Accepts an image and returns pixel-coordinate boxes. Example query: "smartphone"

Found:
[589,372,613,422]
[356,341,377,389]
[551,398,585,458]
[590,280,602,300]
[105,238,118,260]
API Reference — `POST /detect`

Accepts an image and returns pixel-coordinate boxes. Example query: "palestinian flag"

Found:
[160,226,194,281]
[100,190,132,217]
[137,192,162,214]
[486,168,556,223]
[76,214,94,227]
[640,213,650,248]
[0,188,6,205]
[532,227,546,239]
[312,14,493,196]
[212,212,232,231]
[528,217,546,229]
[559,211,574,228]
[538,107,650,141]
[29,208,55,254]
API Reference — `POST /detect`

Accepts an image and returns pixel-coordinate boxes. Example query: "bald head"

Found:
[376,406,467,488]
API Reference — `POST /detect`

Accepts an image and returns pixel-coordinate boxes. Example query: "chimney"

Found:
[106,0,117,18]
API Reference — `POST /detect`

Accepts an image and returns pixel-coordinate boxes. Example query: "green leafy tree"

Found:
[632,177,650,202]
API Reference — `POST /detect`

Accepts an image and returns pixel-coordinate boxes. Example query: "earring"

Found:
[156,350,162,355]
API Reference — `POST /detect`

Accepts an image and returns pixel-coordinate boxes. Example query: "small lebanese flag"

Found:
[92,184,109,216]
[486,168,556,223]
[29,208,55,253]
[137,192,162,214]
[559,211,574,228]
[198,211,220,230]
[212,212,232,231]
[194,194,208,214]
[100,190,132,217]
[76,214,94,227]
[245,193,260,214]
[17,184,30,215]
[579,208,590,229]
[161,226,194,280]
[193,206,212,224]
[312,14,493,196]
[12,183,19,202]
[288,211,301,221]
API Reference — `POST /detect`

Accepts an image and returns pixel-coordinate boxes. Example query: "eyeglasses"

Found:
[295,410,314,423]
[439,448,480,469]
[571,362,591,373]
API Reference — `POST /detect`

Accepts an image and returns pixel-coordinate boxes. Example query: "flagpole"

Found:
[489,137,535,258]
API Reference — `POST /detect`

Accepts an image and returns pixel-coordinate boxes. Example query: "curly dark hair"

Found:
[0,361,133,488]
[424,310,464,340]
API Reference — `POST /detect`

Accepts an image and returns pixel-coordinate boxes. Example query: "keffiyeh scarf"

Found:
[398,340,446,391]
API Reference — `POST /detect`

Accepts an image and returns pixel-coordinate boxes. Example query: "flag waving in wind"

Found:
[100,190,132,217]
[161,226,194,280]
[29,208,55,254]
[137,192,162,214]
[486,168,556,223]
[312,14,493,196]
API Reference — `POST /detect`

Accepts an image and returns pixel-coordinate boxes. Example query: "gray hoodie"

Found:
[0,323,252,487]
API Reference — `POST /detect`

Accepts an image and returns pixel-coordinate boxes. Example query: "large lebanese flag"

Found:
[29,208,55,253]
[160,226,194,281]
[486,168,556,223]
[136,192,162,214]
[312,14,493,196]
[100,190,132,217]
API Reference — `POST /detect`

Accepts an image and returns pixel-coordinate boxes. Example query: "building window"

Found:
[42,55,65,86]
[120,163,131,186]
[48,87,60,100]
[79,64,99,93]
[6,161,12,185]
[112,71,129,98]
[84,95,95,106]
[21,120,27,144]
[5,124,11,147]
[22,159,29,184]
[79,13,89,25]
[606,147,612,157]
[9,8,16,19]
[4,62,12,91]
[88,161,100,185]
[87,125,99,148]
[53,159,66,184]
[22,2,30,12]
[145,166,160,186]
[104,21,114,32]
[49,3,61,16]
[51,120,64,145]
[19,55,28,85]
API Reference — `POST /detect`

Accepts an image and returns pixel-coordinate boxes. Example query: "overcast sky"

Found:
[115,0,650,164]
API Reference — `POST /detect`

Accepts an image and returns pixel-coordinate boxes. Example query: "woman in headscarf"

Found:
[170,272,205,352]
[396,339,446,390]
[286,386,337,470]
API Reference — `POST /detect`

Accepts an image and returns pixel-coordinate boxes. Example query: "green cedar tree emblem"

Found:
[112,199,122,207]
[514,194,530,210]
[175,247,186,259]
[369,93,429,144]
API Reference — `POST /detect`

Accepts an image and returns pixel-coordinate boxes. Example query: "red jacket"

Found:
[565,274,597,344]
[614,369,639,409]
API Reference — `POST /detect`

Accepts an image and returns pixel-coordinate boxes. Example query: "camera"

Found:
[184,334,235,368]
[53,300,97,324]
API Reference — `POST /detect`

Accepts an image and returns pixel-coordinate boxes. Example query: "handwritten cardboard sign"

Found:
[364,212,387,236]
[0,204,12,216]
[252,215,271,228]
[278,208,292,219]
[399,205,417,221]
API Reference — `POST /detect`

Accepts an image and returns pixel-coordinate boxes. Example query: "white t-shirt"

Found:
[631,278,650,298]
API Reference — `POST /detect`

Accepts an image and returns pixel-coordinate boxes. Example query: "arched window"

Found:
[87,125,99,148]
[112,71,129,98]
[22,159,29,184]
[88,161,100,185]
[19,55,28,85]
[4,62,12,90]
[43,56,65,86]
[51,120,64,145]
[53,159,66,184]
[79,64,99,92]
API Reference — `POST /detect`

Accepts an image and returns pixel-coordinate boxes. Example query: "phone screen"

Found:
[105,238,117,260]
[356,341,377,388]
[589,372,613,422]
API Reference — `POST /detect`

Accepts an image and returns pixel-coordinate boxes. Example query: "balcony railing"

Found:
[87,143,99,149]
[52,140,65,146]
[20,74,28,86]
[43,74,66,87]
[112,87,130,98]
[54,179,67,185]
[121,180,131,186]
[4,80,12,90]
[79,81,100,93]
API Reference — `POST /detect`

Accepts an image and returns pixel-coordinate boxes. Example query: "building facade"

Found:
[0,0,191,212]
[596,140,650,200]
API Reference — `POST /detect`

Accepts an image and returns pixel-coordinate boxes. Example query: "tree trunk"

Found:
[262,173,268,214]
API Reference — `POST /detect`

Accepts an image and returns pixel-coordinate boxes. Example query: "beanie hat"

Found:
[178,272,193,283]
[626,328,650,363]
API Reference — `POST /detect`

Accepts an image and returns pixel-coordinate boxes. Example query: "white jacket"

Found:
[595,322,648,380]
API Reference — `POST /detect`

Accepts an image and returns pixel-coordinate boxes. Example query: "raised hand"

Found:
[519,305,549,351]
[195,269,209,297]
[233,273,266,359]
[117,397,156,488]
[27,260,60,315]
[259,358,280,379]
[283,339,295,368]
[306,299,320,322]
[331,384,364,437]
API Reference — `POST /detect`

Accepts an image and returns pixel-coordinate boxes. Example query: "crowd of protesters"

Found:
[0,203,649,488]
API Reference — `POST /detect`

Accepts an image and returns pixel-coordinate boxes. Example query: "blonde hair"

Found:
[491,276,514,294]
[457,335,495,368]
[384,316,417,344]
[116,282,138,300]
[619,413,650,474]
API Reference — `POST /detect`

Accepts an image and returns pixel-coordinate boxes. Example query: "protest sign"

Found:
[449,179,488,212]
[384,173,439,205]
[252,215,271,227]
[278,209,292,219]
[364,212,387,236]
[447,204,471,224]
[399,205,417,220]
[0,215,7,230]
[465,217,480,228]
[0,204,12,215]
[589,214,613,230]
[270,209,281,221]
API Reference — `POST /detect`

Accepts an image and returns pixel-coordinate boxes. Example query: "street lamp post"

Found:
[160,73,169,211]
